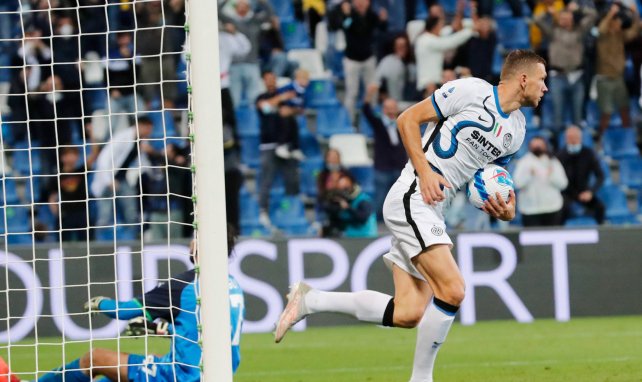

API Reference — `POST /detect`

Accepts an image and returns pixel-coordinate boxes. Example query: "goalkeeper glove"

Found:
[83,296,107,315]
[124,317,170,337]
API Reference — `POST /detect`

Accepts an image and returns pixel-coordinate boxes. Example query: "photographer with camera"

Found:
[321,174,378,238]
[595,1,640,138]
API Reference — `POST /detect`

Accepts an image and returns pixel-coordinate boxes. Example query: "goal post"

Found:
[0,0,232,381]
[187,1,233,381]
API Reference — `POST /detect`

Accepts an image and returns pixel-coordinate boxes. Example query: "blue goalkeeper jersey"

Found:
[131,269,245,377]
[228,275,244,373]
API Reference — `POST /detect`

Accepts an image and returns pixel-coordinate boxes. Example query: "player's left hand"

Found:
[482,190,515,221]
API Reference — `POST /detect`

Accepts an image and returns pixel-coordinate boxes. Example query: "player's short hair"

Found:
[500,50,546,81]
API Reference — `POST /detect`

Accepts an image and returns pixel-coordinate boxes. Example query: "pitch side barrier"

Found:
[2,226,642,340]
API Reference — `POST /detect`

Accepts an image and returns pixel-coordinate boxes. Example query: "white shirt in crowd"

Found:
[414,27,474,90]
[91,127,151,197]
[513,152,568,215]
[218,30,251,89]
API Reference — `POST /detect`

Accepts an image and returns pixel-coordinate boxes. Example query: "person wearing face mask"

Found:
[557,125,605,224]
[317,148,353,204]
[513,136,568,226]
[362,84,407,220]
[322,174,377,237]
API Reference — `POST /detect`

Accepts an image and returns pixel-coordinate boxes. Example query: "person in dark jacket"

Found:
[328,0,388,121]
[557,125,606,224]
[362,84,407,220]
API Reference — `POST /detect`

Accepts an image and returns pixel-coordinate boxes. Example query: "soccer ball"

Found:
[466,164,514,209]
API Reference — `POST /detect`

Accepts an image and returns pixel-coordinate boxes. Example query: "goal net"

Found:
[0,0,228,380]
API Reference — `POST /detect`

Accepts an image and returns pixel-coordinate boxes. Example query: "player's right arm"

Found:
[397,96,451,205]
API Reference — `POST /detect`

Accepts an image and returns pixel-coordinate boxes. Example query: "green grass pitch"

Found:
[2,316,641,381]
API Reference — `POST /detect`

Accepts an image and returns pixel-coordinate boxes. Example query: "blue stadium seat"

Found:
[300,134,322,160]
[316,105,354,138]
[240,191,261,226]
[349,166,375,196]
[599,159,612,186]
[358,110,374,138]
[280,21,311,50]
[597,185,636,222]
[564,216,598,227]
[11,142,42,176]
[618,156,642,189]
[235,106,260,137]
[270,195,310,235]
[305,79,340,108]
[6,205,32,244]
[297,115,311,138]
[148,110,182,150]
[270,0,295,21]
[300,156,324,198]
[492,46,503,76]
[496,18,530,50]
[1,178,20,205]
[239,135,260,169]
[602,127,639,160]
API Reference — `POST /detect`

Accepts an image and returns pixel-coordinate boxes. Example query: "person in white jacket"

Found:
[91,117,154,229]
[414,15,474,96]
[513,136,568,226]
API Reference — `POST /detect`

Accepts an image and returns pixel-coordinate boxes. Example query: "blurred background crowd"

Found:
[0,0,641,243]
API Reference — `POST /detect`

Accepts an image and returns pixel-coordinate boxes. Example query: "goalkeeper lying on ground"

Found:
[0,233,244,382]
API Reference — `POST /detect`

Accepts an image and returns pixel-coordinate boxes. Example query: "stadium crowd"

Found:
[0,0,642,242]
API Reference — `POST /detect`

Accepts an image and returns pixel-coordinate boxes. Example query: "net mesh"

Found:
[0,0,202,380]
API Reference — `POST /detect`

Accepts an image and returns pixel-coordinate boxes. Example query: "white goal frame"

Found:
[187,1,232,381]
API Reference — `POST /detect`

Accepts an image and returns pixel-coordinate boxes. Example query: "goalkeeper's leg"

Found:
[36,349,129,382]
[275,265,432,342]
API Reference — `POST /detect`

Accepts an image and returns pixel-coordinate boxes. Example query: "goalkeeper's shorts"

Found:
[127,354,174,382]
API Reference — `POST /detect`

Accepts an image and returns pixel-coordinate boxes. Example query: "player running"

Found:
[0,231,244,382]
[275,50,547,381]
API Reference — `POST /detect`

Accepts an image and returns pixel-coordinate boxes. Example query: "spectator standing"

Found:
[220,0,275,107]
[362,84,407,220]
[557,125,605,224]
[90,116,154,230]
[414,15,474,97]
[535,2,596,131]
[105,31,144,133]
[135,0,183,107]
[303,0,327,44]
[513,137,568,226]
[375,34,415,101]
[29,74,82,176]
[530,0,565,57]
[219,22,252,132]
[47,147,92,241]
[595,2,640,136]
[328,0,388,121]
[255,71,300,230]
[322,174,377,237]
[453,16,497,84]
[274,69,310,161]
